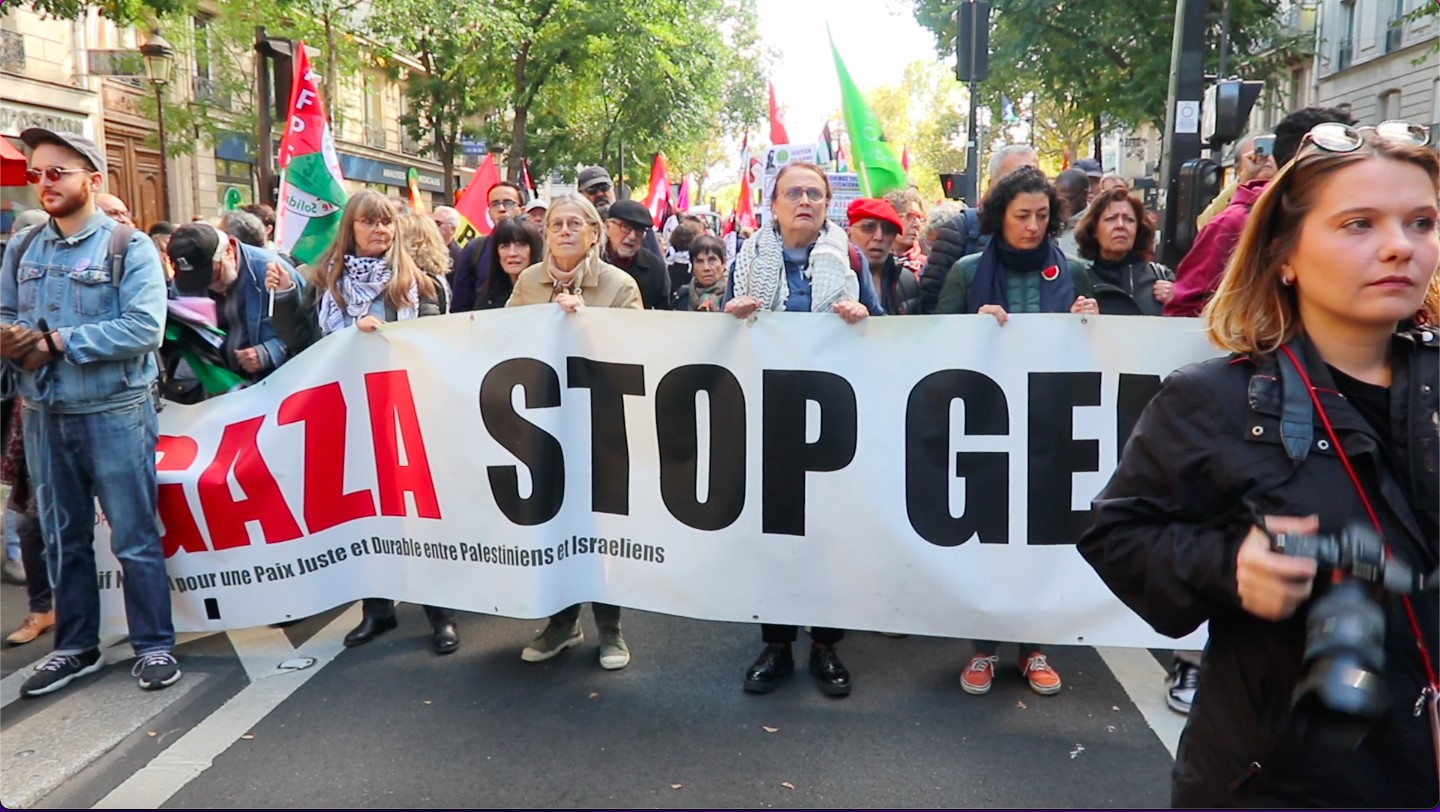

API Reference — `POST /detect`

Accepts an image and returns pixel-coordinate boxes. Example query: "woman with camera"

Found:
[1079,124,1439,807]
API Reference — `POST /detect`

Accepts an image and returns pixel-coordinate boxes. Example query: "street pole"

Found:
[255,26,276,208]
[1157,0,1208,268]
[966,80,980,204]
[154,83,169,221]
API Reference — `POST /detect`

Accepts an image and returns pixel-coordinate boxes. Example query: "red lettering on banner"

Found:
[365,370,441,519]
[198,417,303,549]
[156,435,207,557]
[277,382,378,533]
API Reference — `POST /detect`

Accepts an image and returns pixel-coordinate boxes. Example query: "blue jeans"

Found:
[3,505,20,561]
[23,399,173,656]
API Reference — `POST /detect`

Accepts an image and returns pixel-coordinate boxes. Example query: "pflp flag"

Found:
[275,43,348,266]
[453,153,500,244]
[829,32,907,198]
[405,167,427,215]
[644,153,672,228]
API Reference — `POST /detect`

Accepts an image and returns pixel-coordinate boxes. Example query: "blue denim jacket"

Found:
[0,212,167,413]
[229,242,302,374]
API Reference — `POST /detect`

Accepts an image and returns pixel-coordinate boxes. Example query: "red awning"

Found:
[0,137,27,187]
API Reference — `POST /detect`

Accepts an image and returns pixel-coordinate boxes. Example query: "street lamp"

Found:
[140,32,175,221]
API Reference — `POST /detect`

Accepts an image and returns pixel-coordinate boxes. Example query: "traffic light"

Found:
[956,1,990,83]
[939,173,966,200]
[1173,158,1221,256]
[1202,79,1264,147]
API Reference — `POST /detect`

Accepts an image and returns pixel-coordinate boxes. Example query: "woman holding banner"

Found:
[508,194,642,670]
[1079,124,1438,807]
[724,161,868,698]
[266,190,460,655]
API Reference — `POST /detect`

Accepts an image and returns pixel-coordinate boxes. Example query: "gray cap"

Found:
[576,165,613,192]
[20,127,106,175]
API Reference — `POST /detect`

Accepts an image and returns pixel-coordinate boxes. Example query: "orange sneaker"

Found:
[960,654,999,695]
[1021,651,1062,695]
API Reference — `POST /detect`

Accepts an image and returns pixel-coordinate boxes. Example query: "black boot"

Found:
[344,609,398,648]
[744,644,794,693]
[809,643,851,697]
[427,607,459,655]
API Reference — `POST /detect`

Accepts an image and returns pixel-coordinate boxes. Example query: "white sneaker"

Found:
[598,631,630,670]
[1167,659,1200,714]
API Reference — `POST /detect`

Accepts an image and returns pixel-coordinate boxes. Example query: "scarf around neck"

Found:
[732,220,856,312]
[318,255,417,335]
[689,273,728,312]
[968,236,1073,313]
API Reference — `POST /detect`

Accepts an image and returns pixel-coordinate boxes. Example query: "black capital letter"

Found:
[656,365,746,531]
[1028,372,1101,544]
[905,370,1010,546]
[761,370,857,536]
[567,357,646,516]
[481,359,564,526]
[1116,373,1163,461]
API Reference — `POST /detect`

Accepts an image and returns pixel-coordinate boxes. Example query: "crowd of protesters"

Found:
[1,103,1437,807]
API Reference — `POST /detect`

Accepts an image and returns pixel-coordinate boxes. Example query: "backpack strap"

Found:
[847,243,863,274]
[107,224,138,286]
[5,223,46,282]
[425,269,449,314]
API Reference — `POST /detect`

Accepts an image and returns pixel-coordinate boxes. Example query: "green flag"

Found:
[829,33,908,198]
[274,45,348,266]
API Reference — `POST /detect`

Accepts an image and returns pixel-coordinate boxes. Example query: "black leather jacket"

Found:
[1080,329,1439,808]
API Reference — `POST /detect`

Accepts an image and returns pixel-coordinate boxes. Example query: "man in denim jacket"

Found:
[0,128,179,697]
[166,221,302,381]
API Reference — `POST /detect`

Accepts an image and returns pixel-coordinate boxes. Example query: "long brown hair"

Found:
[1204,138,1440,353]
[314,189,434,311]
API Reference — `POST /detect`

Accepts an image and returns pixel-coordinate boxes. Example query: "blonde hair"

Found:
[1204,138,1440,353]
[541,194,605,270]
[396,213,451,276]
[314,189,434,311]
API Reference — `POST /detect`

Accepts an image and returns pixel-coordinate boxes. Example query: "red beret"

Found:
[846,198,904,233]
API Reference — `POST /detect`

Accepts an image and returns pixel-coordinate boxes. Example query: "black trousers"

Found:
[550,603,622,629]
[762,624,843,645]
[17,509,51,614]
[361,598,454,629]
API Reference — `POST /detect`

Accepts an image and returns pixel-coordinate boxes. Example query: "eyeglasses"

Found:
[547,217,589,234]
[609,219,645,236]
[103,207,130,218]
[356,216,394,228]
[25,167,90,184]
[584,183,612,195]
[1303,120,1431,153]
[489,199,520,210]
[780,186,826,203]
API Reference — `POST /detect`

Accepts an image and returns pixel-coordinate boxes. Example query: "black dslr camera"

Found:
[1269,522,1437,747]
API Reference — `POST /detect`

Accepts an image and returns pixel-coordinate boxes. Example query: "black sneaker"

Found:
[20,649,104,697]
[1167,658,1200,715]
[132,650,182,691]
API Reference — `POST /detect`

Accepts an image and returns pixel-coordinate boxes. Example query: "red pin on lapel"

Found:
[1041,265,1060,282]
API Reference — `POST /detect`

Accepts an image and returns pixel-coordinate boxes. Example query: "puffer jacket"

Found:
[933,250,1094,314]
[1079,329,1439,808]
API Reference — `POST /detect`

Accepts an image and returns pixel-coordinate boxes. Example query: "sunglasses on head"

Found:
[25,167,90,184]
[1302,120,1430,153]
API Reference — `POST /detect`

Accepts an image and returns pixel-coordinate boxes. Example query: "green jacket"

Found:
[934,251,1094,314]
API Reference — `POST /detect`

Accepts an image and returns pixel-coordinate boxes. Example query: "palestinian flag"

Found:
[275,44,348,266]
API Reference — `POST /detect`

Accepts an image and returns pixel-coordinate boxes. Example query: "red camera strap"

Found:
[1278,346,1439,695]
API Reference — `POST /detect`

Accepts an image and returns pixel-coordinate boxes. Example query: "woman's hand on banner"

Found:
[555,292,584,314]
[725,296,761,320]
[1071,296,1099,316]
[356,315,382,333]
[978,304,1009,325]
[832,300,868,325]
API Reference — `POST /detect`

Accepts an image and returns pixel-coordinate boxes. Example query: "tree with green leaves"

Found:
[909,0,1299,163]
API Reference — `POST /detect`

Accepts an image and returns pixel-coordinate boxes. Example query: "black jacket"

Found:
[1088,257,1173,316]
[918,207,988,314]
[608,247,671,310]
[1079,330,1439,808]
[877,254,921,316]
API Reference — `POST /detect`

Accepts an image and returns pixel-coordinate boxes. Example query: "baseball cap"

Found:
[524,198,548,213]
[166,223,226,295]
[846,198,904,233]
[607,199,653,230]
[576,166,613,192]
[1073,158,1103,178]
[19,128,106,175]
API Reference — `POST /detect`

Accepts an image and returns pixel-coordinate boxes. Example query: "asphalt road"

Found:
[1,578,1185,809]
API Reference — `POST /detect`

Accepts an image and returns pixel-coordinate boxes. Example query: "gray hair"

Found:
[431,206,460,227]
[926,202,965,234]
[218,209,266,247]
[542,194,606,269]
[987,144,1038,184]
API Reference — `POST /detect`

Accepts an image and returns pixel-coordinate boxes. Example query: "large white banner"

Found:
[93,309,1221,648]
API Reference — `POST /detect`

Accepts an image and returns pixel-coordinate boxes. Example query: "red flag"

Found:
[521,158,538,199]
[901,145,910,172]
[644,153,671,228]
[768,81,790,145]
[676,174,692,212]
[454,154,500,237]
